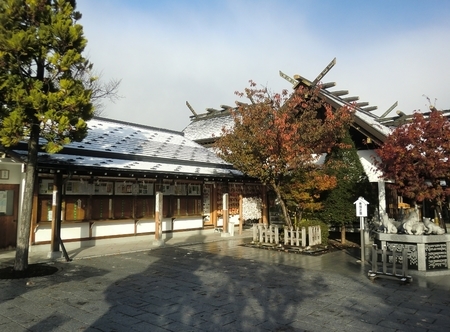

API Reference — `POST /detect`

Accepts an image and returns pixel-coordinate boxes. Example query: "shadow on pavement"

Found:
[86,235,375,331]
[1,234,449,331]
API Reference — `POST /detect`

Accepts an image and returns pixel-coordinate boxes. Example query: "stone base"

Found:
[375,232,450,274]
[47,251,62,260]
[152,240,165,247]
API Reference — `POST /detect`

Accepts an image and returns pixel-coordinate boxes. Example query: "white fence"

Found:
[252,224,322,247]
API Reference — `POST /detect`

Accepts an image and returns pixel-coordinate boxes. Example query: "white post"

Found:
[360,216,365,263]
[354,196,369,264]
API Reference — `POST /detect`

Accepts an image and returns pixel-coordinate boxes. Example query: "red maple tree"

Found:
[215,81,354,227]
[376,108,450,230]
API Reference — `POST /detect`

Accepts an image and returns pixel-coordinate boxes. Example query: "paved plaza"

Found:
[1,231,450,332]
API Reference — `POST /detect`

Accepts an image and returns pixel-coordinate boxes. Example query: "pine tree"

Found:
[0,0,94,271]
[318,131,373,244]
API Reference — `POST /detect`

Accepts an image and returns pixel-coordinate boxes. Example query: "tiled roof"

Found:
[12,117,243,178]
[79,117,229,164]
[183,112,234,142]
[30,152,239,177]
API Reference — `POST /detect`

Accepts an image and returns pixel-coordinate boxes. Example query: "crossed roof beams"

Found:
[186,58,446,129]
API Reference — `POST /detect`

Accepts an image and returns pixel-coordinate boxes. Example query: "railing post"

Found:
[269,225,275,243]
[392,245,397,276]
[402,247,408,277]
[264,225,268,243]
[371,244,377,273]
[301,227,306,247]
[259,224,264,243]
[382,245,387,274]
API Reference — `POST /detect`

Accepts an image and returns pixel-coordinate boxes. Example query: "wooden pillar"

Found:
[262,185,268,225]
[222,192,229,234]
[211,183,218,228]
[30,176,39,245]
[50,173,62,255]
[239,194,243,235]
[155,191,163,242]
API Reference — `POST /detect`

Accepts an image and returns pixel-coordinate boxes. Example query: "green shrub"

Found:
[295,218,329,245]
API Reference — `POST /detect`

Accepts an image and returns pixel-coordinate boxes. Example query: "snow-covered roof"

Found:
[318,88,393,140]
[12,117,243,178]
[183,112,234,142]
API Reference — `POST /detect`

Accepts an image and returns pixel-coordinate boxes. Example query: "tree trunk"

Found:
[14,124,39,271]
[273,185,292,228]
[341,224,346,244]
[296,210,303,228]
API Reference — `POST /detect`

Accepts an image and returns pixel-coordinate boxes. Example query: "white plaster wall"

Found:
[173,217,203,230]
[136,219,172,233]
[91,221,135,237]
[162,218,172,231]
[230,215,239,224]
[61,223,90,240]
[34,223,52,242]
[0,161,25,225]
[0,162,22,184]
[136,220,155,233]
[357,150,384,182]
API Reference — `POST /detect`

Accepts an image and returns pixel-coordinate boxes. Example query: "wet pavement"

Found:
[1,231,450,331]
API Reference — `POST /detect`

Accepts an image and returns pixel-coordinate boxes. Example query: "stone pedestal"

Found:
[47,251,62,260]
[375,233,450,273]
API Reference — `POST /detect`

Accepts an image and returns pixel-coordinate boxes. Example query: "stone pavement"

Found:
[1,230,450,332]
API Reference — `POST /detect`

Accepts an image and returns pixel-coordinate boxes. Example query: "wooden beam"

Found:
[279,70,297,86]
[361,106,378,112]
[331,90,349,97]
[342,96,359,102]
[379,101,398,118]
[312,57,336,85]
[206,108,220,113]
[320,82,336,89]
[235,101,248,107]
[356,102,369,107]
[186,101,197,117]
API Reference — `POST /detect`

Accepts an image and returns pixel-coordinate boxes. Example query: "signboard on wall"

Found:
[39,179,54,194]
[65,180,92,195]
[94,182,113,195]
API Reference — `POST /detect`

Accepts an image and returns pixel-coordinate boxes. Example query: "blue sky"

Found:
[76,0,450,131]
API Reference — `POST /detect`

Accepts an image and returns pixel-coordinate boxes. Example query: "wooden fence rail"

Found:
[252,224,321,247]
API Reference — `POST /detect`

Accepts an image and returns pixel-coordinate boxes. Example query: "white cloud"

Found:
[76,0,450,131]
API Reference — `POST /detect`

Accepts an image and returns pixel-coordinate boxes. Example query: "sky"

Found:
[76,0,450,132]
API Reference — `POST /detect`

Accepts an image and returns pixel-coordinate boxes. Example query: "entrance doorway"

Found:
[0,184,19,249]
